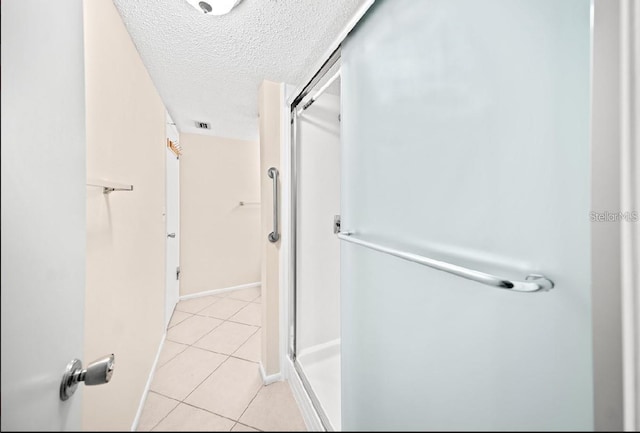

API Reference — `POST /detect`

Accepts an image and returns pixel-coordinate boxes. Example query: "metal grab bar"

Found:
[337,232,554,292]
[268,167,280,242]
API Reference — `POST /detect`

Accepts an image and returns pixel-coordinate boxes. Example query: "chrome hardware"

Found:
[268,167,280,243]
[86,179,133,194]
[298,69,341,115]
[337,232,554,293]
[333,215,341,234]
[167,233,176,238]
[60,354,115,401]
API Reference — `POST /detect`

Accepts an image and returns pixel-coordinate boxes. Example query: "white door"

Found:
[340,0,593,430]
[165,119,181,327]
[1,0,87,430]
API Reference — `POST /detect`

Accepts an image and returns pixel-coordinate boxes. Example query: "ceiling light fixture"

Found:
[185,0,242,16]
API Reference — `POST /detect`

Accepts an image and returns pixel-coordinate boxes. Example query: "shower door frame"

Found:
[288,46,342,431]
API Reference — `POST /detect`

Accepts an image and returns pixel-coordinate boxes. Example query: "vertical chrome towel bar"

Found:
[268,167,280,242]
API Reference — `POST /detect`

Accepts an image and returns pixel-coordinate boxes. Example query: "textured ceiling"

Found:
[112,0,364,140]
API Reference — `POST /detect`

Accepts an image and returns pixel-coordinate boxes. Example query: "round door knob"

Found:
[60,354,115,401]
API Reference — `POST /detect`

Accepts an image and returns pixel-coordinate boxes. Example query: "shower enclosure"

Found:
[290,54,342,430]
[290,0,594,430]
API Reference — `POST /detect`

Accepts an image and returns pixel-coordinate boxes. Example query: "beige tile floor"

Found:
[137,287,306,432]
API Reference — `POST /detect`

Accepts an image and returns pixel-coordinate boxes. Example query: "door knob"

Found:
[167,233,176,238]
[60,354,115,401]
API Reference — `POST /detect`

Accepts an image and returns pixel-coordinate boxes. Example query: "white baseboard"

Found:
[179,282,260,301]
[285,357,324,431]
[130,331,166,431]
[259,361,283,385]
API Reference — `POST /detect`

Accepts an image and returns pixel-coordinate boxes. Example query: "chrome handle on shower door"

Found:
[337,232,554,293]
[268,167,280,243]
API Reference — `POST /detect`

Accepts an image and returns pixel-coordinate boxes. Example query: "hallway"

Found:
[137,288,305,431]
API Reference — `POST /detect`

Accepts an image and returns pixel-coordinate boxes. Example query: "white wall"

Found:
[179,133,261,295]
[0,1,87,430]
[259,80,283,376]
[296,93,341,353]
[83,0,167,429]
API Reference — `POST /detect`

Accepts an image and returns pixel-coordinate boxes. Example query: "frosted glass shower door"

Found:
[340,0,592,430]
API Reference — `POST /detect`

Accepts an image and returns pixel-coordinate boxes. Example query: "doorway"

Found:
[165,117,181,328]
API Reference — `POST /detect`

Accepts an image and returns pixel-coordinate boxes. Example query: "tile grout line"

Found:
[180,306,259,402]
[165,312,260,358]
[143,391,182,431]
[146,391,263,432]
[185,317,230,347]
[174,296,220,314]
[180,352,232,403]
[156,342,189,369]
[216,296,263,431]
[146,297,264,430]
[190,336,262,364]
[181,299,260,423]
[190,310,260,327]
[233,312,265,427]
[191,348,261,365]
[180,400,252,427]
[152,312,201,401]
[225,299,260,323]
[234,420,265,432]
[179,312,261,426]
[235,383,264,430]
[156,322,234,416]
[192,329,260,360]
[174,294,224,315]
[146,340,229,429]
[229,326,261,364]
[220,317,261,327]
[192,299,252,322]
[167,312,194,329]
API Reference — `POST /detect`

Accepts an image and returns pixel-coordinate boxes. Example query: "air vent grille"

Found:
[195,121,210,129]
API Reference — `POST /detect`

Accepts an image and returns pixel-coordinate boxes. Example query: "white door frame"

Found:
[165,116,181,327]
[620,0,640,430]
